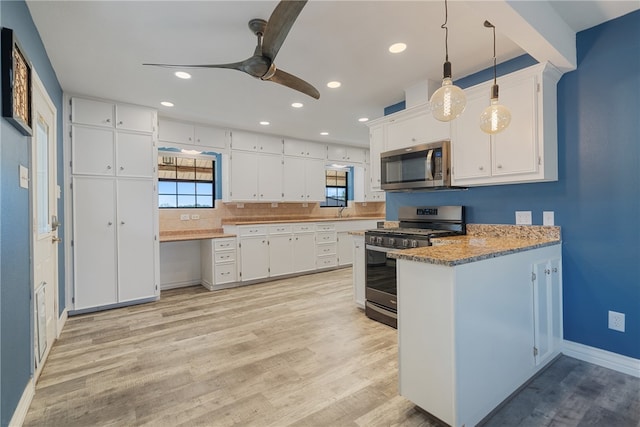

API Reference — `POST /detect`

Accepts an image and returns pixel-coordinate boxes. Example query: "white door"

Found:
[31,72,58,377]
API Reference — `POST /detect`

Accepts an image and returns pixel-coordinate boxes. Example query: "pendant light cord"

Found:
[441,0,449,62]
[484,21,497,85]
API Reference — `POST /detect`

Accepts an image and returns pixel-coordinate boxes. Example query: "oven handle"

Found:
[366,301,398,320]
[366,244,396,253]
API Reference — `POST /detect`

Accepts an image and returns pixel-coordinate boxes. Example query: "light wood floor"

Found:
[24,268,640,426]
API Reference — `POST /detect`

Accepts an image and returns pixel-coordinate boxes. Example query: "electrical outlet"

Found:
[515,211,532,225]
[608,310,625,332]
[271,203,278,208]
[191,214,200,220]
[543,211,555,226]
[180,214,190,221]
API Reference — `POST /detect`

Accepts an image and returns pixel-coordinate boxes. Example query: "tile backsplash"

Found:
[159,201,385,231]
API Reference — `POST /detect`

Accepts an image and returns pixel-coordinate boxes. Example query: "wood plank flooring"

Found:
[24,268,640,427]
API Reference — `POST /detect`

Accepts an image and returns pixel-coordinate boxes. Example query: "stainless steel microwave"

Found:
[380,140,451,191]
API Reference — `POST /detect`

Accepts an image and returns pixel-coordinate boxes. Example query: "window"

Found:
[158,155,215,208]
[320,169,347,207]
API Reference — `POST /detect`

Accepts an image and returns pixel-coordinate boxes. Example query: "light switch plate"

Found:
[543,211,555,226]
[515,211,532,225]
[19,165,29,189]
[180,214,190,221]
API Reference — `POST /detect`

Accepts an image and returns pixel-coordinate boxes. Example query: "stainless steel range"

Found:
[364,206,466,328]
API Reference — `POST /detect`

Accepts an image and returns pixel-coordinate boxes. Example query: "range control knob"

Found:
[402,239,409,248]
[369,236,376,244]
[410,240,419,248]
[376,236,383,245]
[388,238,395,246]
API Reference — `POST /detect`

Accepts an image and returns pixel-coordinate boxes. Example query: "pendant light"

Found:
[430,0,466,122]
[479,21,511,134]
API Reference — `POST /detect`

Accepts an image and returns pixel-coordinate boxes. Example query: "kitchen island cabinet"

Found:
[395,243,562,427]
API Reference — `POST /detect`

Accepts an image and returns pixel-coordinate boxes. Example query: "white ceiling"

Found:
[27,1,639,147]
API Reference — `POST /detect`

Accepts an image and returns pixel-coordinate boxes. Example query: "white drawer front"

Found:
[316,223,336,232]
[317,256,338,268]
[239,226,267,236]
[214,239,236,251]
[215,252,236,263]
[269,224,292,234]
[316,243,337,256]
[215,263,237,284]
[293,224,315,233]
[316,232,337,243]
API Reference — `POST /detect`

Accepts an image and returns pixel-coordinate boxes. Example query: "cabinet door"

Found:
[158,119,194,144]
[450,86,492,182]
[115,104,155,133]
[72,126,115,176]
[492,75,538,177]
[117,179,157,302]
[71,97,114,127]
[230,151,259,200]
[257,154,283,201]
[232,130,281,153]
[283,156,306,201]
[305,158,326,202]
[369,125,384,190]
[352,235,365,307]
[116,132,154,177]
[327,145,348,161]
[532,258,562,366]
[293,233,316,273]
[194,125,227,149]
[239,237,269,281]
[269,234,294,276]
[73,177,117,309]
[337,232,353,266]
[306,142,327,159]
[386,111,450,151]
[258,135,283,154]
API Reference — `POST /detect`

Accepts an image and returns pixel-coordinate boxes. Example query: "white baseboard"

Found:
[57,307,68,338]
[8,378,34,427]
[160,280,201,291]
[563,340,640,378]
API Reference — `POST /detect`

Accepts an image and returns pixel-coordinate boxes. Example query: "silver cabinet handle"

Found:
[121,221,125,225]
[118,121,123,125]
[120,166,124,170]
[108,221,113,226]
[497,164,503,169]
[105,118,111,123]
[107,165,112,170]
[479,166,484,171]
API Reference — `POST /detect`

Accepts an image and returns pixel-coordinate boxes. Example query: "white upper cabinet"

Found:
[368,125,385,191]
[283,138,326,159]
[327,145,366,163]
[71,97,155,133]
[282,157,325,202]
[385,104,450,151]
[229,151,283,201]
[231,130,283,154]
[158,118,228,149]
[451,62,561,187]
[116,132,155,178]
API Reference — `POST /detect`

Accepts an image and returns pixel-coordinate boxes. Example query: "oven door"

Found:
[365,244,397,328]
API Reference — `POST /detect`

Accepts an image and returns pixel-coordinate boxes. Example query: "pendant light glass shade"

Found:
[479,84,511,134]
[430,0,466,122]
[480,21,510,134]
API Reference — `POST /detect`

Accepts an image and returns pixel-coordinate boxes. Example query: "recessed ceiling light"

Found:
[320,131,329,136]
[389,42,407,54]
[259,121,270,126]
[358,117,369,122]
[327,81,341,89]
[160,101,174,107]
[291,102,303,108]
[174,71,191,79]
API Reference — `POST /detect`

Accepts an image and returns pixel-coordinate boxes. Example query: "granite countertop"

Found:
[159,229,236,242]
[388,224,561,266]
[223,216,384,226]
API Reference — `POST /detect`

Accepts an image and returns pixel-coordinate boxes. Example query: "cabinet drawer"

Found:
[316,243,337,256]
[293,224,315,233]
[215,263,237,284]
[215,252,236,263]
[316,223,336,232]
[316,232,337,243]
[214,239,236,251]
[269,224,292,234]
[317,256,338,268]
[239,226,267,236]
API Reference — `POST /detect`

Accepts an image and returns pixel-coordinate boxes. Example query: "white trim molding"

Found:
[57,308,68,338]
[9,377,34,427]
[563,340,640,378]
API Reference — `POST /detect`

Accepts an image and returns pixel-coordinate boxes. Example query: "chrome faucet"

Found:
[338,206,347,218]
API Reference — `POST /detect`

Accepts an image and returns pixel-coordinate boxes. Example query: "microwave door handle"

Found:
[426,149,434,180]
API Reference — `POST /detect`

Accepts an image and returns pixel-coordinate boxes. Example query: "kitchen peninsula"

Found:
[391,225,562,427]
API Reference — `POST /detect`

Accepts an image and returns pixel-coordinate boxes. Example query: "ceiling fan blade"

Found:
[143,61,246,71]
[262,0,307,61]
[266,67,320,99]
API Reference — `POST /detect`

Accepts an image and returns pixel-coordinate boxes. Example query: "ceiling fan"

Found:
[144,0,320,99]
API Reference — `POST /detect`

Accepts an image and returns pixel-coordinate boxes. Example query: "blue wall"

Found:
[386,10,640,360]
[0,1,63,425]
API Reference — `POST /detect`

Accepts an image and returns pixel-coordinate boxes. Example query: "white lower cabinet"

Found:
[201,238,237,290]
[73,176,157,310]
[337,232,353,266]
[352,234,365,308]
[269,225,294,277]
[294,226,317,273]
[238,230,269,281]
[396,244,562,427]
[316,223,337,269]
